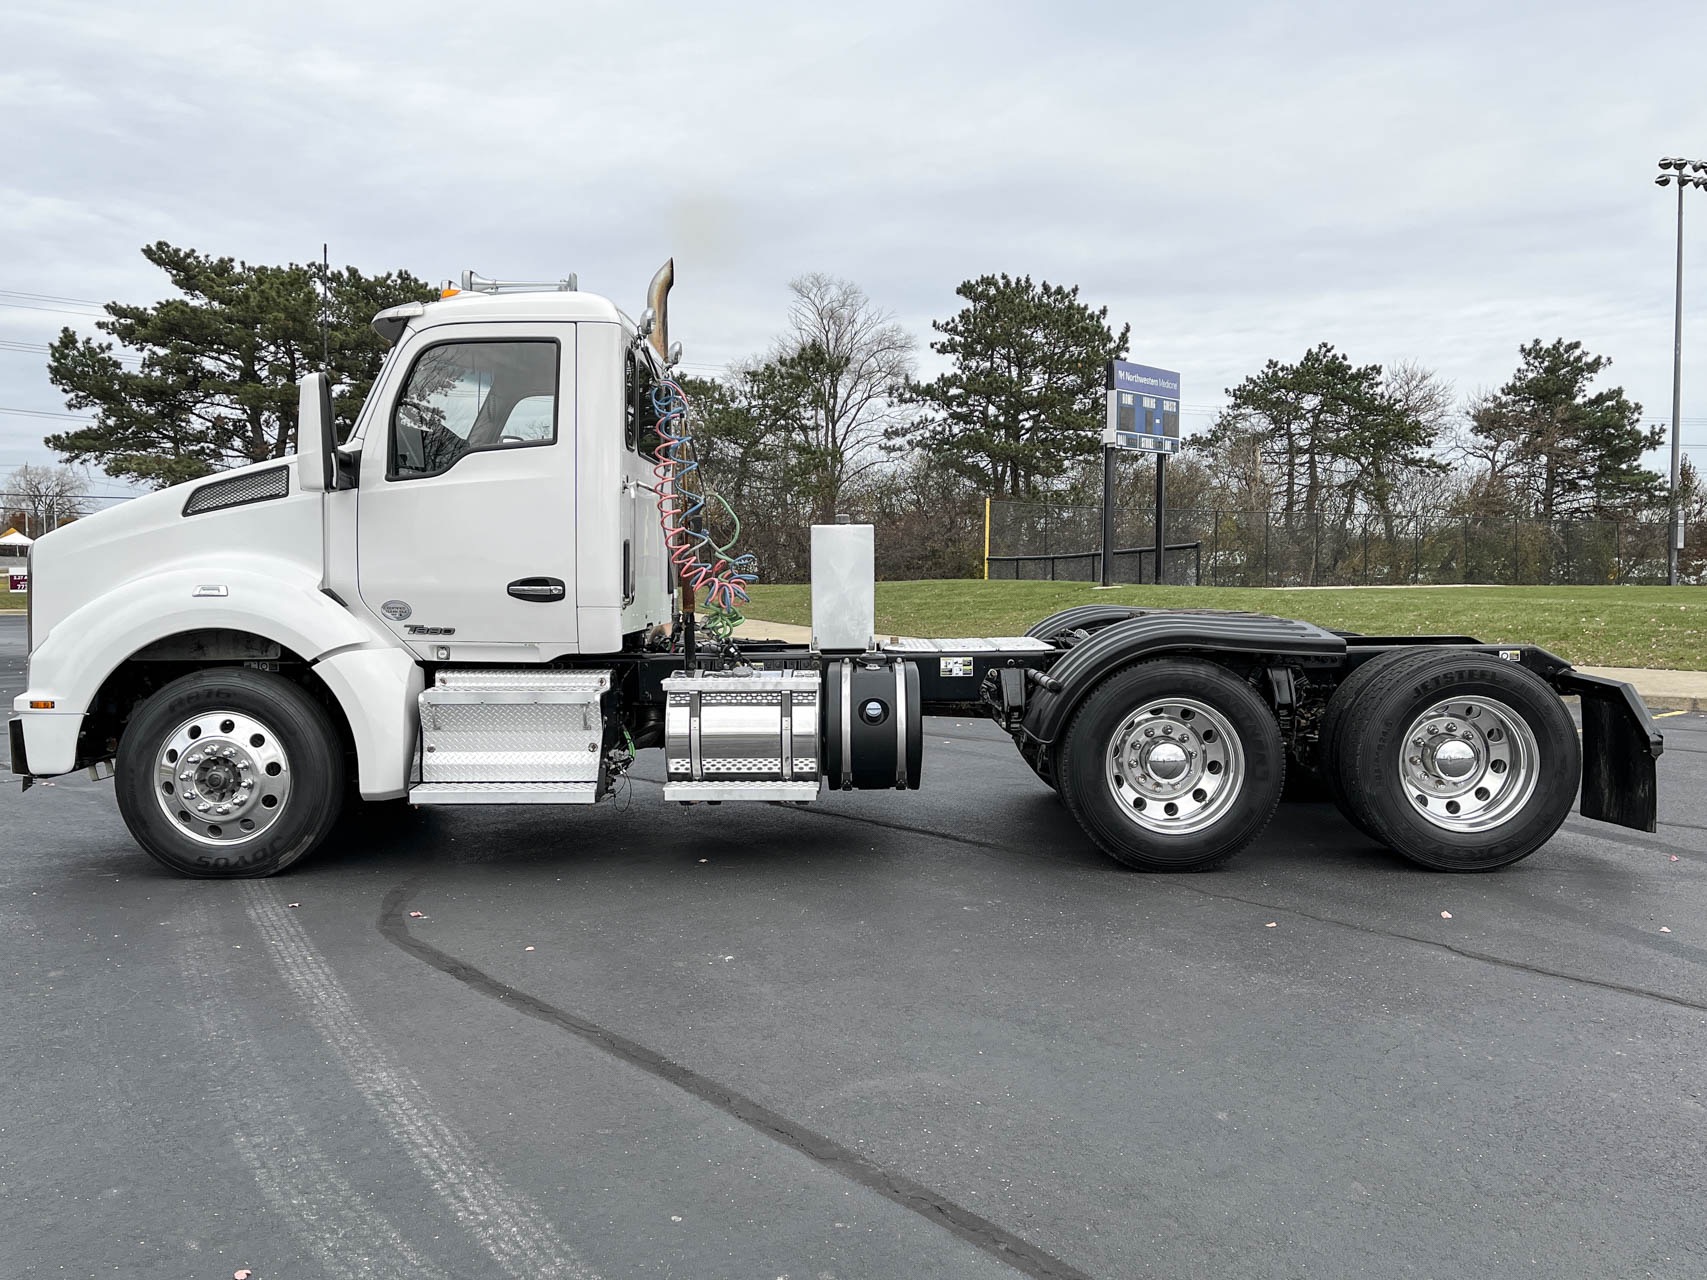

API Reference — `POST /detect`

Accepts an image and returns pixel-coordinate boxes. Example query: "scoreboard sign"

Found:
[1104,360,1181,453]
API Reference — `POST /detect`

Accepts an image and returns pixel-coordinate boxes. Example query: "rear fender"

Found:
[1018,613,1347,749]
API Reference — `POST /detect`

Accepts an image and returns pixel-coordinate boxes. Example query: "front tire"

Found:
[1057,660,1285,871]
[116,669,345,878]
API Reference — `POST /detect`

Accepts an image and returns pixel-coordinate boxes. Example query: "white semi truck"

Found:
[8,263,1663,878]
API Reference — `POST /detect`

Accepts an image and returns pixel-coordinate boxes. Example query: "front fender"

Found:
[13,560,396,774]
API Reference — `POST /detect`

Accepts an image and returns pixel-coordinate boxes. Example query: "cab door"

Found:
[357,323,580,659]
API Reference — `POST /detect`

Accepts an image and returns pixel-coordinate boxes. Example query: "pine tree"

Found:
[45,242,435,487]
[1470,339,1663,520]
[1198,343,1441,522]
[893,274,1130,497]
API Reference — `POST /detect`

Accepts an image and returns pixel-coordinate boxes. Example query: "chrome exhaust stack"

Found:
[645,258,675,363]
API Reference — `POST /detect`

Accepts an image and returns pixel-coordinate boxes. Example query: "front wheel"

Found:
[116,668,345,878]
[1057,660,1285,871]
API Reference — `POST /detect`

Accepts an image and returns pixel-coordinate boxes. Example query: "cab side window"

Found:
[390,340,558,480]
[626,348,667,457]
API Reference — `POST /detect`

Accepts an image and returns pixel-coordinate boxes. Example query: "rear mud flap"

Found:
[1554,672,1663,833]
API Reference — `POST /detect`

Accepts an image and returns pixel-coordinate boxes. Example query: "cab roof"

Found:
[372,288,629,346]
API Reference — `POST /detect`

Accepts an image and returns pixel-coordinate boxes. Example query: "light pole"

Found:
[1655,156,1707,585]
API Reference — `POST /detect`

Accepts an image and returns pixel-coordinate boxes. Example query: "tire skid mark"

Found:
[173,909,450,1280]
[379,882,1101,1280]
[241,883,598,1280]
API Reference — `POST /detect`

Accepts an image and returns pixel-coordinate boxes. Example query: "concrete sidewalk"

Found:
[1578,667,1707,714]
[735,619,1706,714]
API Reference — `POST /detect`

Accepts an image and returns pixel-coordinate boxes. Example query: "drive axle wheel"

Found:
[1058,660,1284,871]
[1333,651,1578,871]
[1319,648,1430,839]
[116,668,344,878]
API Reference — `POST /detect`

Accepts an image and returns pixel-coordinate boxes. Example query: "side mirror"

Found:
[296,372,336,493]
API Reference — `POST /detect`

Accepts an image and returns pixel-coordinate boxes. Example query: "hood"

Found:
[29,457,323,648]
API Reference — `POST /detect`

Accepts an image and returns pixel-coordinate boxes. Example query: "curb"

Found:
[1629,694,1704,714]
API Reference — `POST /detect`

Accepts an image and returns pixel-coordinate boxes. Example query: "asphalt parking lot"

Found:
[3,611,1705,1280]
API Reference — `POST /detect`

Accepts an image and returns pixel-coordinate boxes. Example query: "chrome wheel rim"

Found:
[1398,695,1538,833]
[1104,697,1245,835]
[152,710,291,846]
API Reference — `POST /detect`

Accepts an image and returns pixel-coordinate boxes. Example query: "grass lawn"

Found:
[744,581,1707,671]
[0,598,22,612]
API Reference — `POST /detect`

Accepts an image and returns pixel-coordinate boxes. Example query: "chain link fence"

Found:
[986,500,1704,587]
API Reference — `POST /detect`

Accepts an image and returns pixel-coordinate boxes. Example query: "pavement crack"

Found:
[378,883,1100,1280]
[1158,880,1707,1015]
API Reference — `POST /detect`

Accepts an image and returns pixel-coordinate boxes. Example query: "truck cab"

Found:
[336,284,673,661]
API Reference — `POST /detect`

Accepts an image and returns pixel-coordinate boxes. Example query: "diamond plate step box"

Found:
[416,669,611,788]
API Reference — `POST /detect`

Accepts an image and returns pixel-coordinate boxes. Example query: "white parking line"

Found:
[241,883,598,1280]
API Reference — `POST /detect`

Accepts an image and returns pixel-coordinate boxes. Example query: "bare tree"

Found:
[744,274,916,525]
[1372,363,1459,520]
[2,464,90,537]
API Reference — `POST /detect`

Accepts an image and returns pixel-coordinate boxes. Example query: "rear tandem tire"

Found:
[1332,650,1579,871]
[1319,648,1430,838]
[115,668,345,878]
[1057,659,1285,871]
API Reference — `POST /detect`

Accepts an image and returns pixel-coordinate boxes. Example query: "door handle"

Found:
[507,577,567,602]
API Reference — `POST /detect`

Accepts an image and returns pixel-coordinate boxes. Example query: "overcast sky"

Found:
[5,0,1706,500]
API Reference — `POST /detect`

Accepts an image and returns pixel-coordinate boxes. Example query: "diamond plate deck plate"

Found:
[881,636,1052,653]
